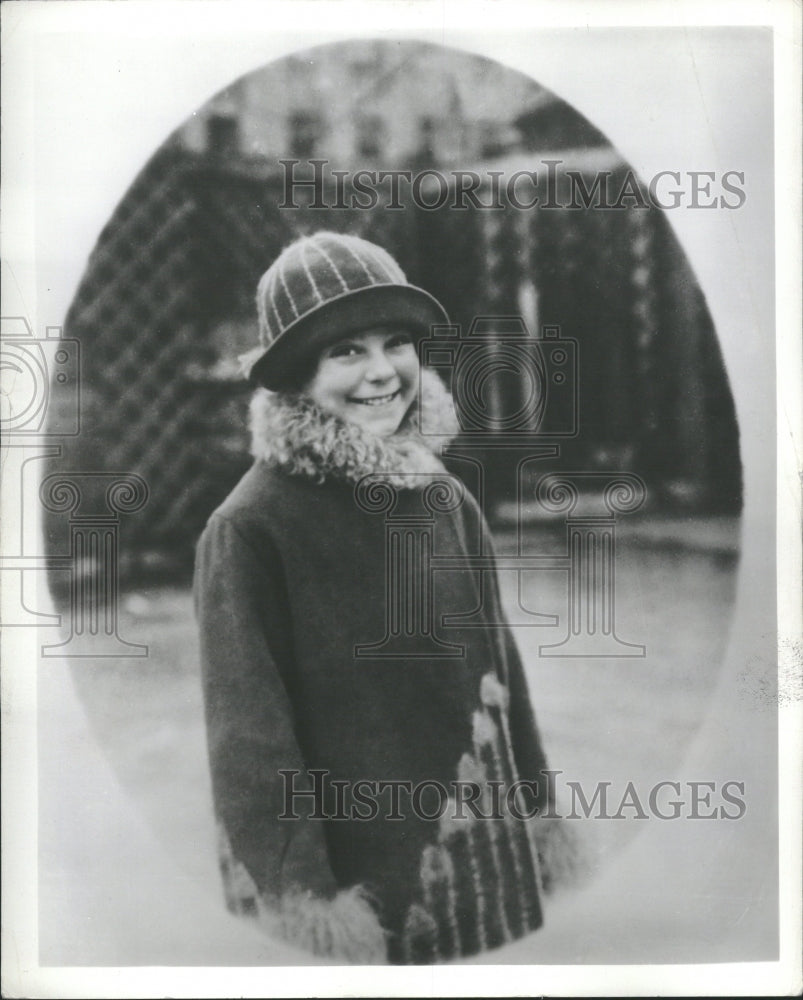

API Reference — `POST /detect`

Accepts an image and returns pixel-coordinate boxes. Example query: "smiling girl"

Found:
[194,231,582,964]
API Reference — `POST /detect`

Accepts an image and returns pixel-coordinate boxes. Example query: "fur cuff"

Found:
[257,885,388,964]
[531,816,598,895]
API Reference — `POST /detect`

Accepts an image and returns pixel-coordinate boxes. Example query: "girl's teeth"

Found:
[354,392,396,406]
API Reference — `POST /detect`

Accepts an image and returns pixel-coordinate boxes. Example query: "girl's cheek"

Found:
[399,352,421,379]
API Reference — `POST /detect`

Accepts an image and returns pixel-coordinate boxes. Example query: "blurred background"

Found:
[39,41,743,957]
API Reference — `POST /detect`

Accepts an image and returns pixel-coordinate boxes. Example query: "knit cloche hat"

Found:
[243,231,450,390]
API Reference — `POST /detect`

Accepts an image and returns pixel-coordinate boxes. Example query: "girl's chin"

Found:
[346,395,413,436]
[352,411,404,437]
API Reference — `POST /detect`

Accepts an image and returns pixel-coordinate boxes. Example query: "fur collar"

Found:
[249,368,460,488]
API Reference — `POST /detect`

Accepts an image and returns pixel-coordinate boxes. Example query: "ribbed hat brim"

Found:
[249,283,450,390]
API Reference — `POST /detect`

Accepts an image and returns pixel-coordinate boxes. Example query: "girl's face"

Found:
[303,326,420,438]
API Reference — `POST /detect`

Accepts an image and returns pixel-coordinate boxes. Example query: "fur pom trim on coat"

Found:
[249,367,460,488]
[217,818,388,963]
[530,815,597,895]
[257,886,388,964]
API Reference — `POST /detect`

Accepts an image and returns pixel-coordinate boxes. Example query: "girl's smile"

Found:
[303,326,420,437]
[348,388,401,406]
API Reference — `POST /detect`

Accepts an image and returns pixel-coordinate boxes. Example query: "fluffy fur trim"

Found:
[257,885,388,964]
[530,816,598,895]
[249,367,460,488]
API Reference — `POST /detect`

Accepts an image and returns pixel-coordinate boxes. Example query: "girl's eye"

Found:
[386,333,413,350]
[328,342,361,359]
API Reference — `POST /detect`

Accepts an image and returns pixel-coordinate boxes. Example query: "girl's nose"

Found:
[364,347,397,382]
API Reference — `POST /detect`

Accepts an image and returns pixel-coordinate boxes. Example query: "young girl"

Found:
[194,231,582,964]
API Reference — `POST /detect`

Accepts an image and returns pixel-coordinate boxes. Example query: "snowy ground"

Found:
[36,516,778,969]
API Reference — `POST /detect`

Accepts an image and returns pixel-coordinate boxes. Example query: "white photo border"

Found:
[2,1,800,997]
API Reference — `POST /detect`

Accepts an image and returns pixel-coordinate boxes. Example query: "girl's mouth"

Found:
[348,389,401,407]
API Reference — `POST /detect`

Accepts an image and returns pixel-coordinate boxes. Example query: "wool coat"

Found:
[194,369,582,964]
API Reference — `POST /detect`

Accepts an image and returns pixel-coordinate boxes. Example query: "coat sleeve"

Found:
[194,513,387,961]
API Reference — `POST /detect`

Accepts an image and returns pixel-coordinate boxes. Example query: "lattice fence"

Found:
[45,148,741,576]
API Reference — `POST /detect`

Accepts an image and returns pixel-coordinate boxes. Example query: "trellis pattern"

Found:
[46,149,741,574]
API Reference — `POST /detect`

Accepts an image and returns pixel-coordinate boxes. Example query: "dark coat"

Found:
[194,371,581,964]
